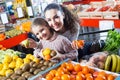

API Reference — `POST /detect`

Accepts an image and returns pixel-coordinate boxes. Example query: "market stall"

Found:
[0,0,120,80]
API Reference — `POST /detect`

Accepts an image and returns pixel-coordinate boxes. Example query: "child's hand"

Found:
[27,38,38,48]
[51,52,65,61]
[20,38,37,48]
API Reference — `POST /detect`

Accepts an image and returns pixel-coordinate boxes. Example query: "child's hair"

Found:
[32,17,49,27]
[32,17,54,34]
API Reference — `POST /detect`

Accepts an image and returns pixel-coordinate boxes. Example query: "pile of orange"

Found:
[45,61,117,80]
[0,45,6,50]
[0,33,6,41]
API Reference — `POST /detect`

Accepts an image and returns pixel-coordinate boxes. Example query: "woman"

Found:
[43,3,81,61]
[44,3,80,42]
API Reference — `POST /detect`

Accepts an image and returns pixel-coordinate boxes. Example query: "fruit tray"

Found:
[36,60,120,80]
[72,61,120,76]
[0,33,28,49]
[28,58,70,80]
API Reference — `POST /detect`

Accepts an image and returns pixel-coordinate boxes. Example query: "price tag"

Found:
[0,13,9,24]
[17,7,24,18]
[27,6,34,16]
[99,20,114,40]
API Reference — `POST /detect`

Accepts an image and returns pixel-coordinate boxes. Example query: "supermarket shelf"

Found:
[63,0,105,5]
[80,19,120,28]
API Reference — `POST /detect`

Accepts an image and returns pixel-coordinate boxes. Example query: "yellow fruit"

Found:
[23,58,30,63]
[26,54,33,59]
[0,69,6,76]
[33,58,40,63]
[3,63,9,70]
[13,55,19,61]
[9,61,16,69]
[0,64,3,70]
[16,58,24,63]
[3,55,12,63]
[29,55,35,60]
[42,48,51,56]
[5,69,13,76]
[16,62,23,68]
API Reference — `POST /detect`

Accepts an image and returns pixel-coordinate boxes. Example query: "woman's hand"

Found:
[71,40,84,49]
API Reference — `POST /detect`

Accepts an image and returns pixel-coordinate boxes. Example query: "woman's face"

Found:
[45,9,64,32]
[32,25,51,40]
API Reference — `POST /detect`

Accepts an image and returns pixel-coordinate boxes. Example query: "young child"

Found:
[27,18,78,61]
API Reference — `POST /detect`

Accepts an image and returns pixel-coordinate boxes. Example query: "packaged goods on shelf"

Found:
[77,11,90,19]
[0,25,5,33]
[102,11,119,19]
[89,12,103,19]
[90,1,103,8]
[77,1,120,19]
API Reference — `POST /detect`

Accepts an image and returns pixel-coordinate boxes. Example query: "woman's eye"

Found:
[54,16,59,19]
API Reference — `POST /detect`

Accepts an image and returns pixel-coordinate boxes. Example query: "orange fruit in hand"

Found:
[44,54,51,60]
[74,64,82,72]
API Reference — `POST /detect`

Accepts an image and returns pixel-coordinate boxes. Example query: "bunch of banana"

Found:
[104,54,120,73]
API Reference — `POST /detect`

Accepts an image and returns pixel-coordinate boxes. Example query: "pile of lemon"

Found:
[0,54,40,77]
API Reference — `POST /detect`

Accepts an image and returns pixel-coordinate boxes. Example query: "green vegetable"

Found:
[103,30,120,54]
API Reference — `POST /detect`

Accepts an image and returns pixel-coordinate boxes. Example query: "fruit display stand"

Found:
[28,58,69,80]
[34,60,120,80]
[0,33,28,49]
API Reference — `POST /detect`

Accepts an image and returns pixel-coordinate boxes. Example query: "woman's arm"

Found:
[61,37,78,60]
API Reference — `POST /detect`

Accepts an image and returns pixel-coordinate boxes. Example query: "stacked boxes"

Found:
[77,1,120,19]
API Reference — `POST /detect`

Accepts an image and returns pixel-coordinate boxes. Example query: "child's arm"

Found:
[52,38,78,61]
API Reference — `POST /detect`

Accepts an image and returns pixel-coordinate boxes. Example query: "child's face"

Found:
[32,25,51,40]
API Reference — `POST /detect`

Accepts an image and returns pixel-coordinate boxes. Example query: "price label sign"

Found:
[0,13,9,24]
[99,20,114,40]
[17,7,24,18]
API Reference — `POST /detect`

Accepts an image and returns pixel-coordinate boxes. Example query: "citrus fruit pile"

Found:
[45,61,117,80]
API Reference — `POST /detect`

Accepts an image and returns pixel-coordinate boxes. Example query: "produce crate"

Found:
[0,25,5,33]
[77,12,90,19]
[90,1,103,8]
[103,11,119,19]
[35,61,120,80]
[89,12,103,19]
[0,33,28,48]
[28,58,69,80]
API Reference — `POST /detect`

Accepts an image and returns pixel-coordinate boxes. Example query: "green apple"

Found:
[21,39,29,48]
